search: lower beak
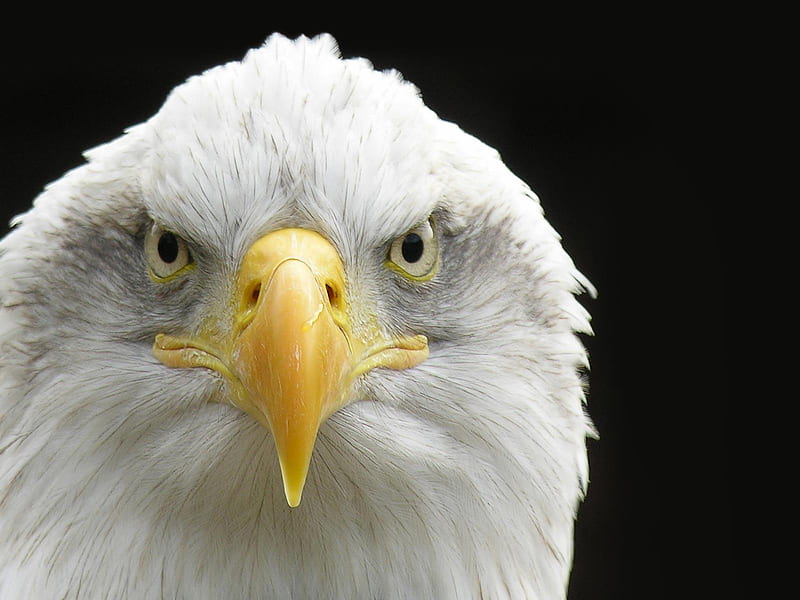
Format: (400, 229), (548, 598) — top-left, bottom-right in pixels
(153, 228), (428, 507)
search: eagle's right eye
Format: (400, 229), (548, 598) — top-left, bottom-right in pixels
(145, 222), (194, 281)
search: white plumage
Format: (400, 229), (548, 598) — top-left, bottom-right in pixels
(0, 34), (594, 598)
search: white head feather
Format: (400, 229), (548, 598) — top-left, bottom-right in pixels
(0, 34), (594, 598)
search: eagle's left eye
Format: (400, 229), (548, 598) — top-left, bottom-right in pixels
(386, 218), (438, 281)
(145, 222), (194, 281)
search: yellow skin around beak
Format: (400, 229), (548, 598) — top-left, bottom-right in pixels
(153, 229), (428, 507)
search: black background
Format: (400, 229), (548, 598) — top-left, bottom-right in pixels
(1, 13), (731, 599)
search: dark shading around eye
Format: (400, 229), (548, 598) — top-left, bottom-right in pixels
(157, 232), (179, 263)
(401, 233), (424, 263)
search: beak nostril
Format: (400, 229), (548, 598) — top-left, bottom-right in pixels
(325, 283), (338, 308)
(250, 283), (261, 306)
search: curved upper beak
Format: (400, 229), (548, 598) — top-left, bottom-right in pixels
(231, 229), (354, 507)
(153, 228), (428, 507)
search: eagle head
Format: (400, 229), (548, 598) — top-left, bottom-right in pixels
(0, 34), (594, 598)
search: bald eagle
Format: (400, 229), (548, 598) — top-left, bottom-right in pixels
(0, 34), (594, 598)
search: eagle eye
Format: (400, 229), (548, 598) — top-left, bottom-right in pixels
(145, 222), (194, 281)
(386, 218), (438, 281)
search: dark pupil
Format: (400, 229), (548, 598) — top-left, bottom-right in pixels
(157, 232), (180, 263)
(401, 233), (424, 263)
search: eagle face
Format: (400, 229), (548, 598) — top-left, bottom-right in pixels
(0, 34), (594, 599)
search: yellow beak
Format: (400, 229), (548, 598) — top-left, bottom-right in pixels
(153, 229), (428, 507)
